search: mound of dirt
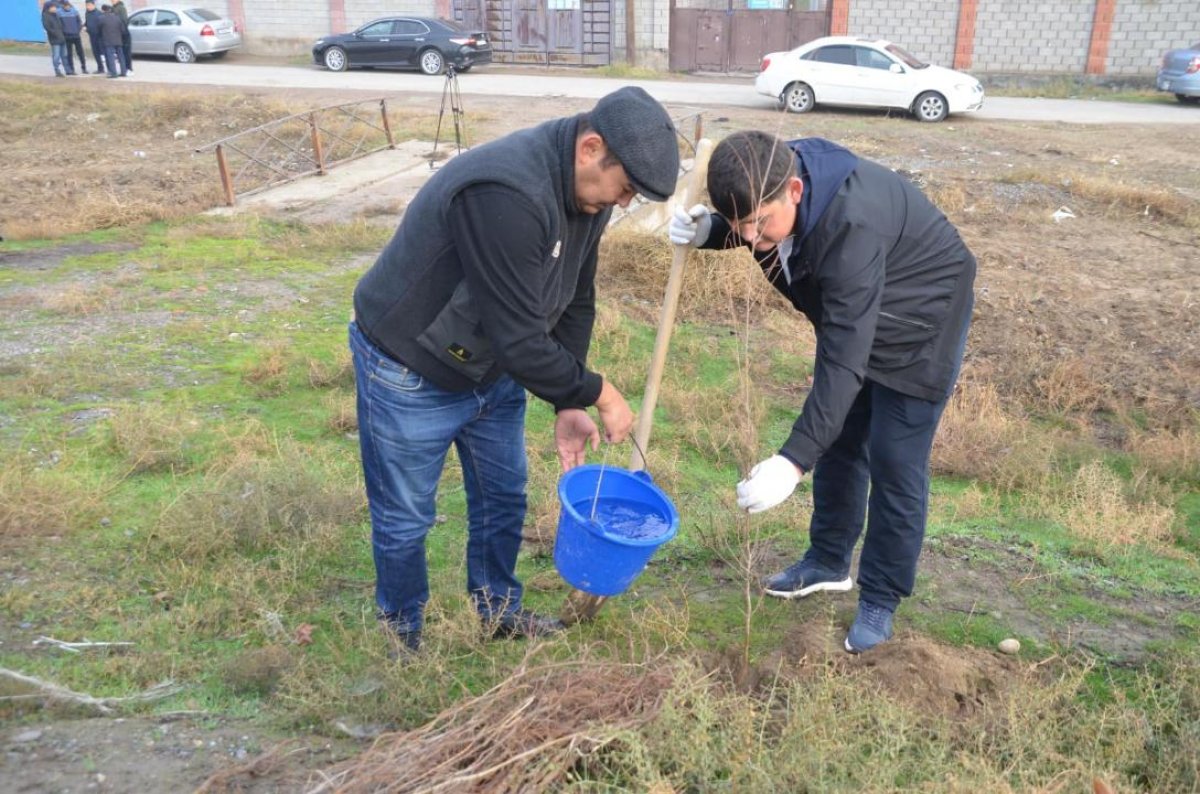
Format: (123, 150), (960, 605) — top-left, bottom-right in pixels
(779, 620), (1022, 719)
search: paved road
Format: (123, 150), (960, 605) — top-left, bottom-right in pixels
(4, 53), (1197, 124)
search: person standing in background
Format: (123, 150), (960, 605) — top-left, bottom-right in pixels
(59, 0), (86, 74)
(112, 0), (132, 73)
(84, 0), (108, 75)
(41, 1), (67, 78)
(97, 3), (126, 78)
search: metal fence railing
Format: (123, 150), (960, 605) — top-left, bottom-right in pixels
(195, 98), (400, 206)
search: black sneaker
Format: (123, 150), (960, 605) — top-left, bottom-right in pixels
(763, 557), (853, 599)
(487, 608), (565, 640)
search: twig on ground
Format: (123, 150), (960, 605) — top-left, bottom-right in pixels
(0, 667), (181, 715)
(32, 635), (135, 653)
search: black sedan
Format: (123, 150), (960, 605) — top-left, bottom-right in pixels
(313, 17), (492, 75)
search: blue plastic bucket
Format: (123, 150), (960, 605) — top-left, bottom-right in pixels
(554, 464), (679, 596)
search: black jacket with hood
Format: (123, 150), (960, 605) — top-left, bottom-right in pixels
(352, 114), (608, 411)
(703, 138), (976, 472)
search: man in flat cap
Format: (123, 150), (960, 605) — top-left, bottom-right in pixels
(350, 86), (680, 655)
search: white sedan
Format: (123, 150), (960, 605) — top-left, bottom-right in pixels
(755, 36), (984, 122)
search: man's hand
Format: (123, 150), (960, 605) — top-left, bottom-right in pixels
(554, 409), (600, 472)
(668, 204), (713, 247)
(593, 379), (634, 444)
(736, 455), (803, 513)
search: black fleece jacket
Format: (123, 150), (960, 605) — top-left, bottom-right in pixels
(703, 138), (976, 472)
(353, 115), (607, 411)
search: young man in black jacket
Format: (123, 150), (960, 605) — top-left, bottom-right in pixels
(669, 131), (976, 653)
(351, 87), (679, 654)
(84, 0), (107, 75)
(41, 1), (67, 77)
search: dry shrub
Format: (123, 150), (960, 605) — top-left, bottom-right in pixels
(310, 659), (676, 793)
(1127, 425), (1200, 483)
(1034, 358), (1112, 416)
(932, 379), (1057, 490)
(153, 443), (364, 559)
(597, 229), (784, 323)
(108, 403), (195, 474)
(307, 350), (354, 389)
(1043, 460), (1176, 549)
(1005, 167), (1197, 226)
(40, 283), (119, 316)
(0, 460), (102, 541)
(242, 340), (292, 395)
(324, 392), (358, 434)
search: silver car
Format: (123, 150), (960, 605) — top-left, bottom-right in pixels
(126, 6), (242, 63)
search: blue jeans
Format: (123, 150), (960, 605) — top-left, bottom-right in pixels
(104, 45), (125, 76)
(50, 43), (67, 75)
(349, 322), (528, 634)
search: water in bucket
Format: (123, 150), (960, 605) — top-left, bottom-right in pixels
(576, 498), (672, 540)
(554, 465), (679, 596)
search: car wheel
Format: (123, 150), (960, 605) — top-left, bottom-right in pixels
(781, 82), (815, 114)
(1175, 93), (1200, 105)
(913, 91), (948, 122)
(323, 46), (348, 72)
(174, 42), (195, 64)
(419, 49), (445, 76)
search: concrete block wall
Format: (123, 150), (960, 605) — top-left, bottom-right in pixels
(1107, 0), (1200, 76)
(846, 0), (958, 67)
(972, 0), (1093, 72)
(241, 0), (330, 41)
(612, 0), (670, 69)
(343, 0), (437, 29)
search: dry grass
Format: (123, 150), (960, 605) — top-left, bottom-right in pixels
(1127, 425), (1200, 483)
(0, 458), (104, 541)
(932, 378), (1058, 490)
(597, 229), (786, 324)
(151, 440), (364, 560)
(1039, 460), (1177, 550)
(1002, 167), (1198, 226)
(307, 350), (354, 389)
(324, 392), (358, 435)
(108, 403), (195, 474)
(39, 284), (120, 317)
(242, 340), (293, 395)
(309, 657), (676, 794)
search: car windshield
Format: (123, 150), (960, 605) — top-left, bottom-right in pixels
(885, 43), (929, 69)
(185, 8), (220, 21)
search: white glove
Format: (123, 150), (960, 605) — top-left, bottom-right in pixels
(736, 455), (802, 514)
(668, 204), (712, 247)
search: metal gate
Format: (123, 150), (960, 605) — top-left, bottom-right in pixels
(455, 0), (611, 66)
(669, 5), (828, 72)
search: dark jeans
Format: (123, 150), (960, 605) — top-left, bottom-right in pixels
(88, 33), (107, 73)
(120, 30), (132, 70)
(64, 35), (84, 72)
(804, 297), (972, 612)
(804, 381), (950, 612)
(349, 322), (529, 634)
(104, 44), (125, 76)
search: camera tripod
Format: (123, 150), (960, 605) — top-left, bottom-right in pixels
(430, 65), (468, 168)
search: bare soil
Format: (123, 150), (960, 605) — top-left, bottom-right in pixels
(2, 77), (1198, 791)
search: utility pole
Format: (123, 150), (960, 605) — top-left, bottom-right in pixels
(625, 0), (637, 66)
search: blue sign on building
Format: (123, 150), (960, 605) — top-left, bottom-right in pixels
(1, 0), (51, 43)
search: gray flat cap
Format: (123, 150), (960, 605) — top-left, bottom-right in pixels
(589, 87), (679, 202)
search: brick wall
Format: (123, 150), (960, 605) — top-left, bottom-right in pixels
(1107, 0), (1200, 76)
(845, 0), (958, 67)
